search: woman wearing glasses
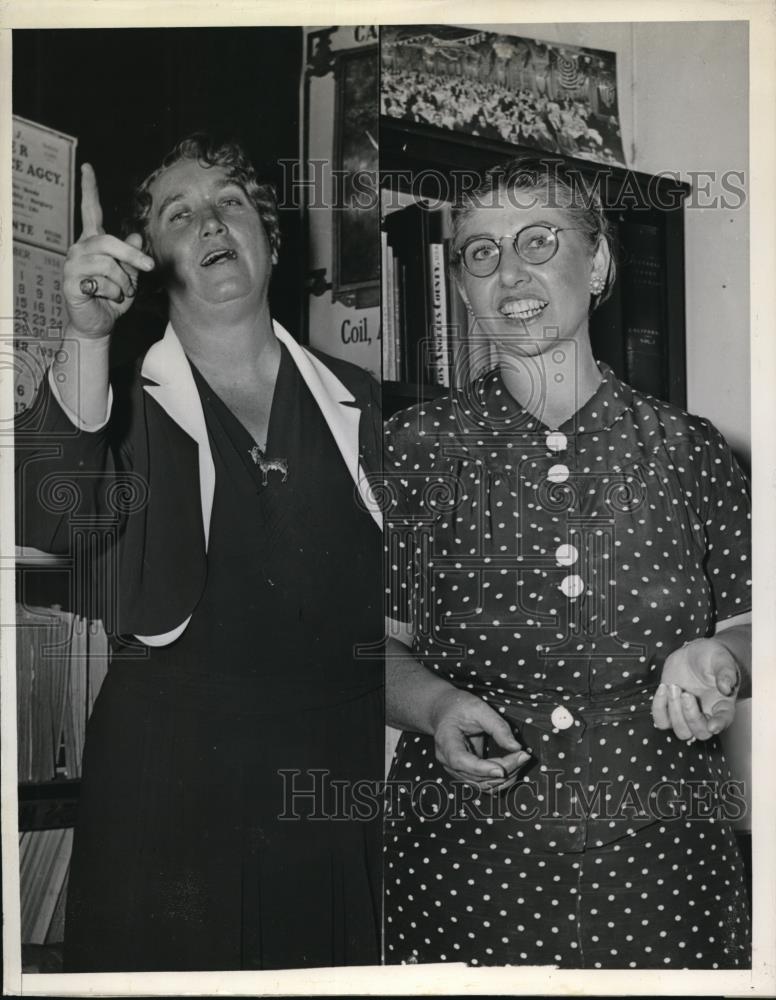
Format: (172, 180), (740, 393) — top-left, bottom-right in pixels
(383, 156), (751, 969)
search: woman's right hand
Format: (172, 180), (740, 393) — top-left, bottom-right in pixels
(428, 687), (531, 793)
(63, 163), (155, 340)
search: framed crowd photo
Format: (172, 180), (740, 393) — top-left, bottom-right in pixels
(331, 43), (380, 308)
(381, 24), (626, 167)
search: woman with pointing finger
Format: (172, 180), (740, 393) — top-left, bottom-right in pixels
(383, 156), (751, 969)
(16, 135), (384, 971)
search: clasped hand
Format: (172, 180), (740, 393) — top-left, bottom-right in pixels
(651, 636), (740, 741)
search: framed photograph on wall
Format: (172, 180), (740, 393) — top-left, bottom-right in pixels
(331, 44), (380, 308)
(382, 24), (626, 167)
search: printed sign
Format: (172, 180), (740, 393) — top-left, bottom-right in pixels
(12, 116), (77, 253)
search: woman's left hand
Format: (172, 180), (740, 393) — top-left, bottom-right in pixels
(651, 637), (741, 741)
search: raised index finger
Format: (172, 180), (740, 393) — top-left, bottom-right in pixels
(80, 163), (105, 237)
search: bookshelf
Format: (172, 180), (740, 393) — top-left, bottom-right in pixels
(380, 117), (690, 418)
(15, 555), (108, 960)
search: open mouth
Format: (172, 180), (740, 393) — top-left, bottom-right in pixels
(200, 248), (238, 267)
(499, 297), (549, 322)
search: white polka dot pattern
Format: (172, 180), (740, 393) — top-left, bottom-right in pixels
(383, 363), (751, 969)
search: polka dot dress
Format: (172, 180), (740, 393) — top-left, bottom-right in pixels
(383, 363), (751, 969)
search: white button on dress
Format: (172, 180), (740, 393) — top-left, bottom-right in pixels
(547, 464), (570, 483)
(555, 544), (579, 566)
(559, 574), (584, 598)
(550, 706), (574, 730)
(545, 431), (568, 452)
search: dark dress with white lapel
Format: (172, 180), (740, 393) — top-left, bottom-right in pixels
(17, 338), (383, 971)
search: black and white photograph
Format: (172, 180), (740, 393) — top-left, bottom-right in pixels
(381, 25), (626, 165)
(1, 3), (774, 997)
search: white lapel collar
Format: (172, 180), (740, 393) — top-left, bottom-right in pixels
(140, 321), (382, 548)
(274, 323), (382, 529)
(141, 323), (216, 549)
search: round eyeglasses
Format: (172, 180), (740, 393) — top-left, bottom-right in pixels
(453, 224), (582, 277)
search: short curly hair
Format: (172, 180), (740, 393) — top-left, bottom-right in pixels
(450, 155), (616, 309)
(128, 133), (281, 260)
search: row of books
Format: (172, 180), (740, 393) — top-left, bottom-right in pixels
(19, 827), (72, 945)
(16, 604), (109, 783)
(382, 202), (484, 387)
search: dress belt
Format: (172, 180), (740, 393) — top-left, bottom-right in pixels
(481, 686), (657, 734)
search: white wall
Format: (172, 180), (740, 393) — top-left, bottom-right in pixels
(632, 21), (749, 459)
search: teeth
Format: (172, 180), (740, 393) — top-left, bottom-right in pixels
(500, 299), (548, 320)
(202, 249), (236, 266)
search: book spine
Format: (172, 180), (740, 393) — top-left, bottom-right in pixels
(87, 620), (109, 716)
(380, 230), (394, 381)
(427, 242), (451, 387)
(392, 251), (403, 381)
(447, 266), (472, 388)
(621, 222), (665, 396)
(384, 204), (430, 384)
(390, 243), (398, 381)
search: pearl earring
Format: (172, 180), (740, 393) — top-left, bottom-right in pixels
(590, 275), (605, 295)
